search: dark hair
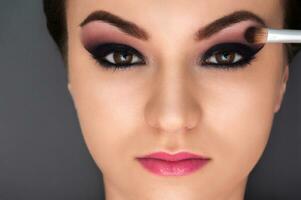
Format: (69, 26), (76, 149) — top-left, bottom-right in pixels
(283, 0), (301, 61)
(43, 0), (66, 57)
(43, 0), (301, 65)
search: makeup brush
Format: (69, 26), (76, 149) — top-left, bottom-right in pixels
(245, 27), (301, 44)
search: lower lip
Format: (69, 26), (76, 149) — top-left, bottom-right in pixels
(137, 158), (209, 176)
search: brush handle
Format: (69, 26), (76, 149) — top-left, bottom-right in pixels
(267, 29), (301, 43)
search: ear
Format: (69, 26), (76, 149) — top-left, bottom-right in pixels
(67, 82), (73, 98)
(274, 64), (289, 113)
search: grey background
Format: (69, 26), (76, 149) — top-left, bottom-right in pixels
(0, 1), (300, 199)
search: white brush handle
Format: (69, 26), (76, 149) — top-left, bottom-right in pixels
(267, 29), (301, 43)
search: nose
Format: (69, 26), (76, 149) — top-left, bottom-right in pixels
(144, 65), (202, 134)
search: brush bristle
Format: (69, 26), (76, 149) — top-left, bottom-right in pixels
(244, 27), (267, 44)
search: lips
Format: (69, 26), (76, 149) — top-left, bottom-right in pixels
(136, 152), (210, 176)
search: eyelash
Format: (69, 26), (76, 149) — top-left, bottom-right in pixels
(201, 42), (263, 70)
(87, 42), (261, 71)
(88, 43), (146, 72)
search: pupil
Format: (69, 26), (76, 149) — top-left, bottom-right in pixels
(222, 52), (229, 60)
(121, 53), (128, 60)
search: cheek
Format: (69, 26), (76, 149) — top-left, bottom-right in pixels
(67, 35), (142, 171)
(201, 44), (284, 177)
(69, 84), (142, 173)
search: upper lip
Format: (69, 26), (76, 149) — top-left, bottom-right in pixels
(136, 151), (210, 161)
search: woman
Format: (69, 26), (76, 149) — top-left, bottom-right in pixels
(43, 1), (300, 199)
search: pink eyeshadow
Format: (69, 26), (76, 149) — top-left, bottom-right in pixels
(80, 21), (143, 50)
(193, 20), (266, 55)
(205, 20), (264, 44)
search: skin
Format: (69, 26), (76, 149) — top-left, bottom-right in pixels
(66, 0), (289, 199)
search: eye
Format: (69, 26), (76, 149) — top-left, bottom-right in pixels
(205, 51), (243, 65)
(87, 43), (146, 71)
(201, 43), (263, 69)
(105, 51), (141, 65)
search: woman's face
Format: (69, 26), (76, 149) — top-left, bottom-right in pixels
(66, 0), (289, 199)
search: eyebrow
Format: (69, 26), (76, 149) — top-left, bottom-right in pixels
(80, 10), (149, 40)
(195, 10), (266, 40)
(80, 10), (266, 41)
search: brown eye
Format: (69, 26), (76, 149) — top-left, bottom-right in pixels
(215, 51), (235, 64)
(87, 43), (147, 70)
(105, 50), (141, 65)
(113, 51), (133, 64)
(204, 51), (243, 65)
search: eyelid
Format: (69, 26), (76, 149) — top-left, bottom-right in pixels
(87, 42), (147, 65)
(198, 42), (264, 69)
(202, 42), (259, 60)
(88, 43), (144, 58)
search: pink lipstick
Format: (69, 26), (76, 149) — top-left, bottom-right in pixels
(136, 152), (210, 176)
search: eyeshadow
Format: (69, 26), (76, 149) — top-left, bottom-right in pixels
(80, 19), (266, 71)
(199, 42), (265, 69)
(80, 21), (145, 53)
(202, 42), (264, 59)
